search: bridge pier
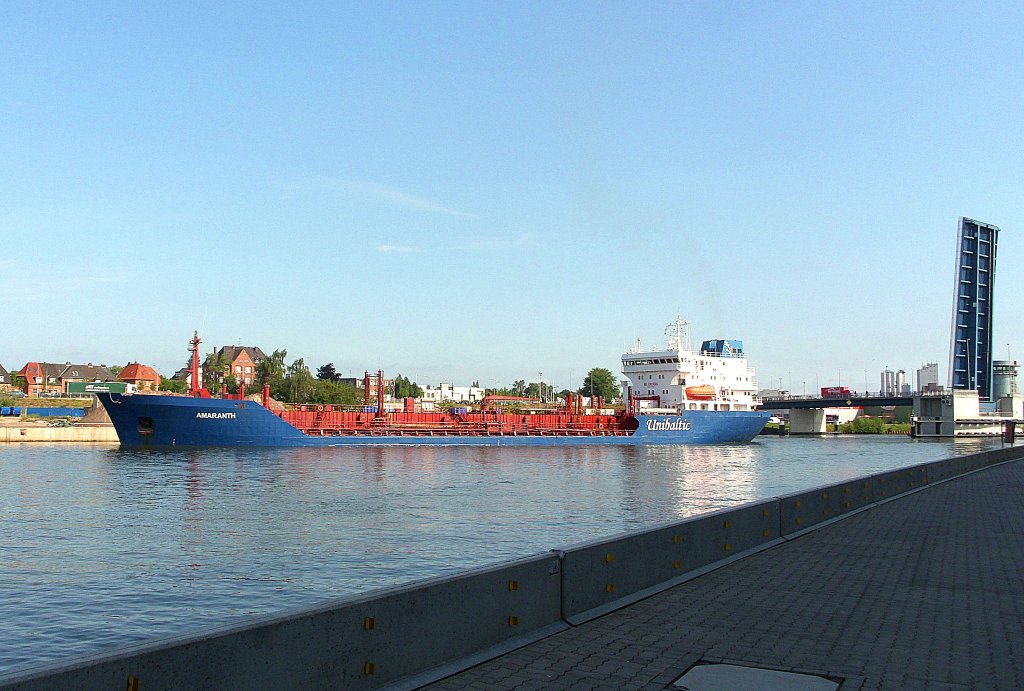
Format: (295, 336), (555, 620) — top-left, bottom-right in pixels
(789, 408), (833, 434)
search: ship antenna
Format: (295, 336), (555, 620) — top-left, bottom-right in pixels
(665, 314), (691, 351)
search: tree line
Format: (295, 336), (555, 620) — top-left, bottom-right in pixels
(187, 349), (621, 406)
(484, 367), (620, 402)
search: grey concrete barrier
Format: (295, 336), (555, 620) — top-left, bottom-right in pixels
(979, 445), (1024, 467)
(870, 468), (903, 501)
(0, 552), (565, 691)
(560, 499), (780, 624)
(779, 478), (867, 535)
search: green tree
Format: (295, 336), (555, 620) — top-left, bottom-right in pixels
(159, 377), (188, 394)
(286, 358), (315, 403)
(839, 417), (886, 434)
(311, 379), (361, 405)
(392, 374), (423, 399)
(316, 362), (340, 382)
(256, 349), (288, 398)
(109, 365), (123, 377)
(202, 350), (230, 389)
(579, 367), (619, 400)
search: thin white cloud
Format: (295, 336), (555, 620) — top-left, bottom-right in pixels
(376, 244), (421, 254)
(294, 177), (474, 218)
(461, 232), (536, 251)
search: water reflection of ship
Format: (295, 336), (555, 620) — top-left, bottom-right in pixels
(346, 445), (628, 474)
(618, 445), (762, 524)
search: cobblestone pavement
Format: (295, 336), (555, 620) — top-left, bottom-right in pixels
(424, 460), (1024, 690)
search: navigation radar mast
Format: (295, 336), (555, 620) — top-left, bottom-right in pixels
(665, 315), (692, 352)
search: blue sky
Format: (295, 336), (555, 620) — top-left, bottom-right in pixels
(2, 2), (1022, 392)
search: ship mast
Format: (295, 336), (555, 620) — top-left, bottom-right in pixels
(188, 331), (202, 397)
(665, 315), (691, 352)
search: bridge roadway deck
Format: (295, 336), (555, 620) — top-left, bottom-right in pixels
(424, 458), (1024, 690)
(759, 395), (914, 409)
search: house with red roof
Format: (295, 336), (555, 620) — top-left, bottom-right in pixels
(18, 362), (66, 396)
(202, 345), (267, 389)
(118, 362), (162, 391)
(60, 364), (116, 393)
(17, 362), (115, 396)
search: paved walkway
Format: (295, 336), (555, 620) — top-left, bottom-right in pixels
(425, 459), (1024, 690)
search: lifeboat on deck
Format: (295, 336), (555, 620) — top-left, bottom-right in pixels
(685, 385), (716, 400)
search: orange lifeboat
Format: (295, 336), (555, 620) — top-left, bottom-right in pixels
(685, 385), (716, 400)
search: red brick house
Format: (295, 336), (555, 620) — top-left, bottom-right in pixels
(18, 362), (66, 396)
(118, 362), (162, 391)
(202, 345), (267, 388)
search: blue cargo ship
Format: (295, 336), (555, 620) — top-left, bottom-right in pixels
(97, 324), (769, 447)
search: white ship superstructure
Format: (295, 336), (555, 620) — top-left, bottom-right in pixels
(621, 317), (760, 413)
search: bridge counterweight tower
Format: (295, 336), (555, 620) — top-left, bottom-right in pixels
(948, 217), (999, 401)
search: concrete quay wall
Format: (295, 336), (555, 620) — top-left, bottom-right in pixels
(2, 444), (1022, 691)
(0, 425), (118, 443)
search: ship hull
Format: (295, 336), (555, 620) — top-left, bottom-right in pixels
(97, 393), (768, 447)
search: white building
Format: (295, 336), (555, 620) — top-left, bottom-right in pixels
(420, 383), (486, 404)
(917, 362), (939, 391)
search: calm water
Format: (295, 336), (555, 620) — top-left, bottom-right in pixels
(0, 436), (1005, 673)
